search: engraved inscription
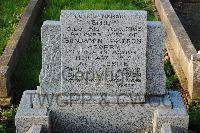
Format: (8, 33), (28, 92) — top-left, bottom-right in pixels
(61, 11), (147, 95)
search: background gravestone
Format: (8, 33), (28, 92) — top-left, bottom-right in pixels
(61, 11), (147, 101)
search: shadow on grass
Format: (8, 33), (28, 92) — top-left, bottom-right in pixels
(12, 20), (42, 105)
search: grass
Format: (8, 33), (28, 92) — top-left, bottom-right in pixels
(0, 106), (17, 132)
(43, 0), (157, 21)
(164, 60), (180, 89)
(0, 0), (29, 55)
(188, 102), (200, 132)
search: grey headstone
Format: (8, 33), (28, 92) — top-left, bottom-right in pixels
(146, 22), (166, 95)
(38, 21), (166, 96)
(60, 10), (147, 101)
(40, 21), (61, 94)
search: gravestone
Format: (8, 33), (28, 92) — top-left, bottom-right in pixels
(61, 11), (147, 102)
(15, 10), (189, 133)
(40, 21), (61, 94)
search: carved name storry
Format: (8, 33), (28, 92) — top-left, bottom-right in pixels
(61, 10), (147, 98)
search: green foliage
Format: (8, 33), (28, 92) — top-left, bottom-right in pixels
(0, 106), (17, 132)
(166, 74), (179, 89)
(164, 60), (175, 77)
(0, 107), (17, 121)
(0, 0), (29, 55)
(188, 102), (200, 132)
(42, 0), (157, 21)
(188, 102), (200, 112)
(0, 124), (6, 132)
(164, 60), (179, 89)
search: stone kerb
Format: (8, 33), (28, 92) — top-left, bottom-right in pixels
(154, 0), (200, 100)
(189, 51), (200, 100)
(0, 0), (44, 106)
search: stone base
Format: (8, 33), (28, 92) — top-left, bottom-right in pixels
(26, 125), (43, 133)
(15, 90), (50, 133)
(15, 91), (188, 133)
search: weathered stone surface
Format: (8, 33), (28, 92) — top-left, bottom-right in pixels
(38, 21), (166, 96)
(161, 123), (172, 133)
(188, 54), (200, 100)
(0, 66), (11, 97)
(146, 22), (166, 95)
(153, 91), (189, 133)
(16, 90), (188, 133)
(28, 91), (185, 133)
(60, 10), (147, 100)
(15, 90), (49, 133)
(32, 91), (171, 133)
(27, 125), (43, 133)
(33, 89), (171, 108)
(49, 104), (161, 133)
(39, 21), (61, 94)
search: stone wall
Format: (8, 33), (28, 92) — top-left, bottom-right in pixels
(154, 0), (200, 101)
(0, 0), (44, 106)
